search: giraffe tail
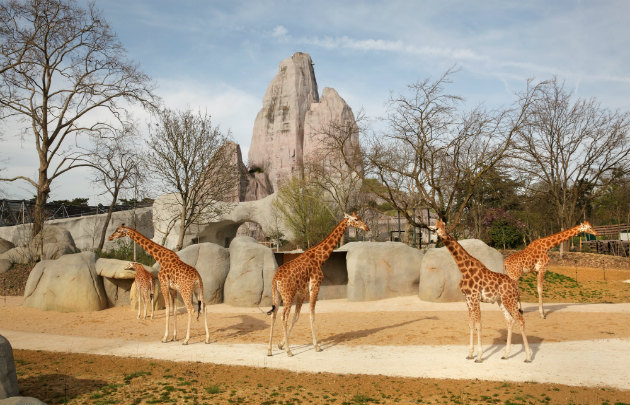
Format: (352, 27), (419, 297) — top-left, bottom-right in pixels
(196, 276), (204, 321)
(266, 279), (278, 316)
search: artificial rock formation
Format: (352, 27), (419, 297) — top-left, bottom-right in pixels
(248, 52), (319, 191)
(248, 52), (358, 193)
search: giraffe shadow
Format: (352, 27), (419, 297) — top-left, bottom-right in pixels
(213, 315), (269, 338)
(320, 317), (435, 350)
(483, 330), (544, 361)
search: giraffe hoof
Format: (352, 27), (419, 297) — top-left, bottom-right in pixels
(267, 350), (272, 356)
(524, 358), (532, 363)
(286, 351), (294, 357)
(474, 359), (483, 363)
(182, 341), (188, 345)
(278, 343), (284, 350)
(501, 356), (508, 360)
(466, 355), (474, 360)
(315, 346), (322, 352)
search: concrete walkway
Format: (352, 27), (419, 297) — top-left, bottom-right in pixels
(3, 329), (629, 390)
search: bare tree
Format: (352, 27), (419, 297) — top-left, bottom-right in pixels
(81, 125), (145, 251)
(0, 0), (156, 237)
(330, 68), (542, 233)
(146, 108), (238, 250)
(272, 176), (336, 249)
(513, 77), (630, 235)
(303, 113), (364, 244)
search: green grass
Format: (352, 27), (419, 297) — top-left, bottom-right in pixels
(95, 239), (155, 266)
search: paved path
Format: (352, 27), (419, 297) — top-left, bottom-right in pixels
(3, 329), (629, 390)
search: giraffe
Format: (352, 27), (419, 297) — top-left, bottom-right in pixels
(266, 212), (369, 357)
(125, 262), (156, 320)
(434, 219), (532, 363)
(109, 224), (209, 344)
(504, 221), (598, 319)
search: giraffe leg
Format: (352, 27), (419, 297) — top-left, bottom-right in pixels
(202, 300), (209, 344)
(287, 295), (303, 338)
(171, 291), (178, 342)
(267, 303), (279, 356)
(182, 291), (194, 345)
(309, 283), (322, 352)
(515, 309), (532, 362)
(143, 289), (149, 320)
(536, 269), (547, 319)
(499, 302), (514, 360)
(465, 298), (475, 360)
(469, 300), (483, 363)
(136, 283), (142, 320)
(161, 283), (171, 343)
(280, 292), (295, 356)
(150, 285), (155, 320)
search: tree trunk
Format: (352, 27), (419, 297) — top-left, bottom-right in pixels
(176, 207), (187, 251)
(97, 188), (120, 251)
(32, 170), (50, 239)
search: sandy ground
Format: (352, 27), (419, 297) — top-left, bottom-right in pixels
(1, 295), (629, 390)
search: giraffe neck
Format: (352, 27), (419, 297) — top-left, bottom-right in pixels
(538, 225), (583, 250)
(440, 233), (471, 275)
(307, 218), (349, 264)
(126, 228), (170, 264)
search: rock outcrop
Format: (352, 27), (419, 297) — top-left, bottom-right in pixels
(248, 52), (319, 191)
(24, 252), (108, 312)
(0, 335), (18, 399)
(341, 242), (423, 301)
(418, 239), (504, 302)
(247, 53), (359, 194)
(303, 87), (360, 165)
(224, 236), (277, 306)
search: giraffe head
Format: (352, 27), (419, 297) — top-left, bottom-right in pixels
(124, 261), (139, 271)
(578, 221), (598, 236)
(434, 219), (447, 239)
(108, 224), (130, 241)
(344, 212), (370, 232)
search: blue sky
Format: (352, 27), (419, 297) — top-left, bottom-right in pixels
(2, 0), (629, 204)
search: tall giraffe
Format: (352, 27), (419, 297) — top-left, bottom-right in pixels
(504, 221), (598, 319)
(125, 262), (156, 320)
(267, 213), (369, 357)
(435, 219), (532, 363)
(109, 224), (209, 344)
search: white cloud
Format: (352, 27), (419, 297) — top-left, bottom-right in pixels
(271, 25), (288, 38)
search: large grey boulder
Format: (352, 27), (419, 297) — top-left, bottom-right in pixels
(0, 335), (18, 399)
(419, 239), (504, 302)
(341, 242), (423, 301)
(95, 258), (137, 307)
(153, 243), (229, 304)
(24, 252), (107, 312)
(0, 397), (47, 404)
(0, 239), (14, 255)
(0, 225), (77, 264)
(224, 236), (278, 306)
(0, 260), (10, 276)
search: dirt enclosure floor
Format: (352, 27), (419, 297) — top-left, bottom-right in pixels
(1, 262), (630, 404)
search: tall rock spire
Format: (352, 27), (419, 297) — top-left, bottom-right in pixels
(248, 52), (319, 191)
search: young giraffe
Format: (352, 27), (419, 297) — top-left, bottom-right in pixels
(125, 262), (156, 320)
(109, 224), (209, 344)
(435, 219), (532, 363)
(267, 213), (369, 357)
(504, 221), (598, 319)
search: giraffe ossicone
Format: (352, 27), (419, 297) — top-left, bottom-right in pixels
(504, 221), (598, 319)
(435, 219), (532, 363)
(266, 212), (369, 357)
(109, 224), (209, 344)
